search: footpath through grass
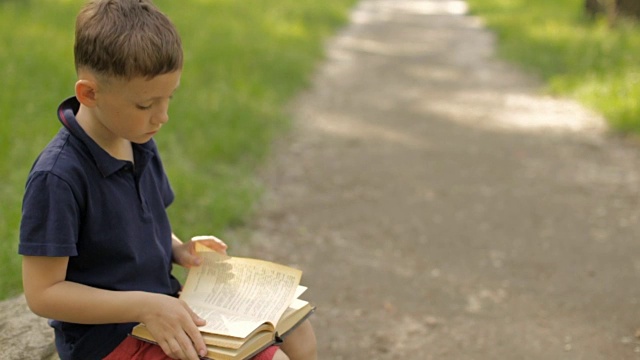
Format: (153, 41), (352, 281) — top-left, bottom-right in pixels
(0, 0), (356, 300)
(466, 0), (640, 132)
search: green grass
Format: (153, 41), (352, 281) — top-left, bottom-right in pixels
(466, 0), (640, 132)
(0, 0), (356, 300)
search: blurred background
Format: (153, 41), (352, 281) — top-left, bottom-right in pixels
(0, 0), (357, 299)
(1, 0), (639, 304)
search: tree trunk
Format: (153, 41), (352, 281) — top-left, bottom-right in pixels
(585, 0), (639, 24)
(606, 0), (618, 25)
(585, 0), (604, 19)
(617, 0), (640, 19)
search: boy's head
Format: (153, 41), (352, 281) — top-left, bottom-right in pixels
(75, 0), (183, 80)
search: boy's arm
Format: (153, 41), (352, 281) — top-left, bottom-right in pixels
(22, 255), (208, 360)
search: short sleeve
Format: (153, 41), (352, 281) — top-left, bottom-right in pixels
(19, 172), (81, 257)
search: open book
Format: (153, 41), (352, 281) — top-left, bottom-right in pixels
(130, 244), (315, 360)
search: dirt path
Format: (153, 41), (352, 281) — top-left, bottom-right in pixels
(231, 0), (640, 358)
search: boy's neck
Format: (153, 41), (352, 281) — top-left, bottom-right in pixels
(75, 105), (134, 163)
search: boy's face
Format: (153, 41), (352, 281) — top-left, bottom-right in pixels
(93, 71), (181, 144)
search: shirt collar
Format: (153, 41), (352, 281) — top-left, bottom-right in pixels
(57, 96), (155, 178)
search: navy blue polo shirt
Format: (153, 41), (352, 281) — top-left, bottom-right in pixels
(19, 97), (181, 360)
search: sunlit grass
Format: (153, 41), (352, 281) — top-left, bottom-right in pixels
(466, 0), (640, 132)
(0, 0), (356, 299)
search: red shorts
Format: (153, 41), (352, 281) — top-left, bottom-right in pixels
(103, 336), (279, 360)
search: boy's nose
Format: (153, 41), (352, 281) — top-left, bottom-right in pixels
(154, 111), (169, 125)
(152, 102), (170, 125)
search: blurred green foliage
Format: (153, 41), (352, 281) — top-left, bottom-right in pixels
(466, 0), (640, 132)
(0, 0), (356, 299)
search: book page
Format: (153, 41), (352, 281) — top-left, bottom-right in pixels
(294, 285), (307, 299)
(181, 250), (302, 338)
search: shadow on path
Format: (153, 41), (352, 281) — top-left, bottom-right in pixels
(233, 1), (640, 358)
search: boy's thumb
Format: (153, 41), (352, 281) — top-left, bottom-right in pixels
(185, 303), (206, 326)
(193, 313), (206, 326)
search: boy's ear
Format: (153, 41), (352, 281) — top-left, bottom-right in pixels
(75, 79), (98, 107)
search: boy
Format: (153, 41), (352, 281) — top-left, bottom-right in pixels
(19, 1), (317, 359)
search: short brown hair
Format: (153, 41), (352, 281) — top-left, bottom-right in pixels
(74, 0), (183, 79)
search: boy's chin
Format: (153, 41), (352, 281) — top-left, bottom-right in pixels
(131, 135), (155, 144)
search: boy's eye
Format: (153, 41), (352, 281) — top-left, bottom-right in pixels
(135, 96), (174, 111)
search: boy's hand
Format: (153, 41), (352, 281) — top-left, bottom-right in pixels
(173, 235), (228, 268)
(141, 293), (207, 360)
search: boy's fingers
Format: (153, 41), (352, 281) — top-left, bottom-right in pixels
(184, 320), (207, 358)
(185, 302), (206, 326)
(186, 326), (207, 358)
(159, 338), (182, 360)
(190, 235), (228, 255)
(183, 303), (207, 357)
(187, 239), (197, 254)
(177, 331), (202, 360)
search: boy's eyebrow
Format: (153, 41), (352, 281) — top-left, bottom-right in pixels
(140, 84), (180, 102)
